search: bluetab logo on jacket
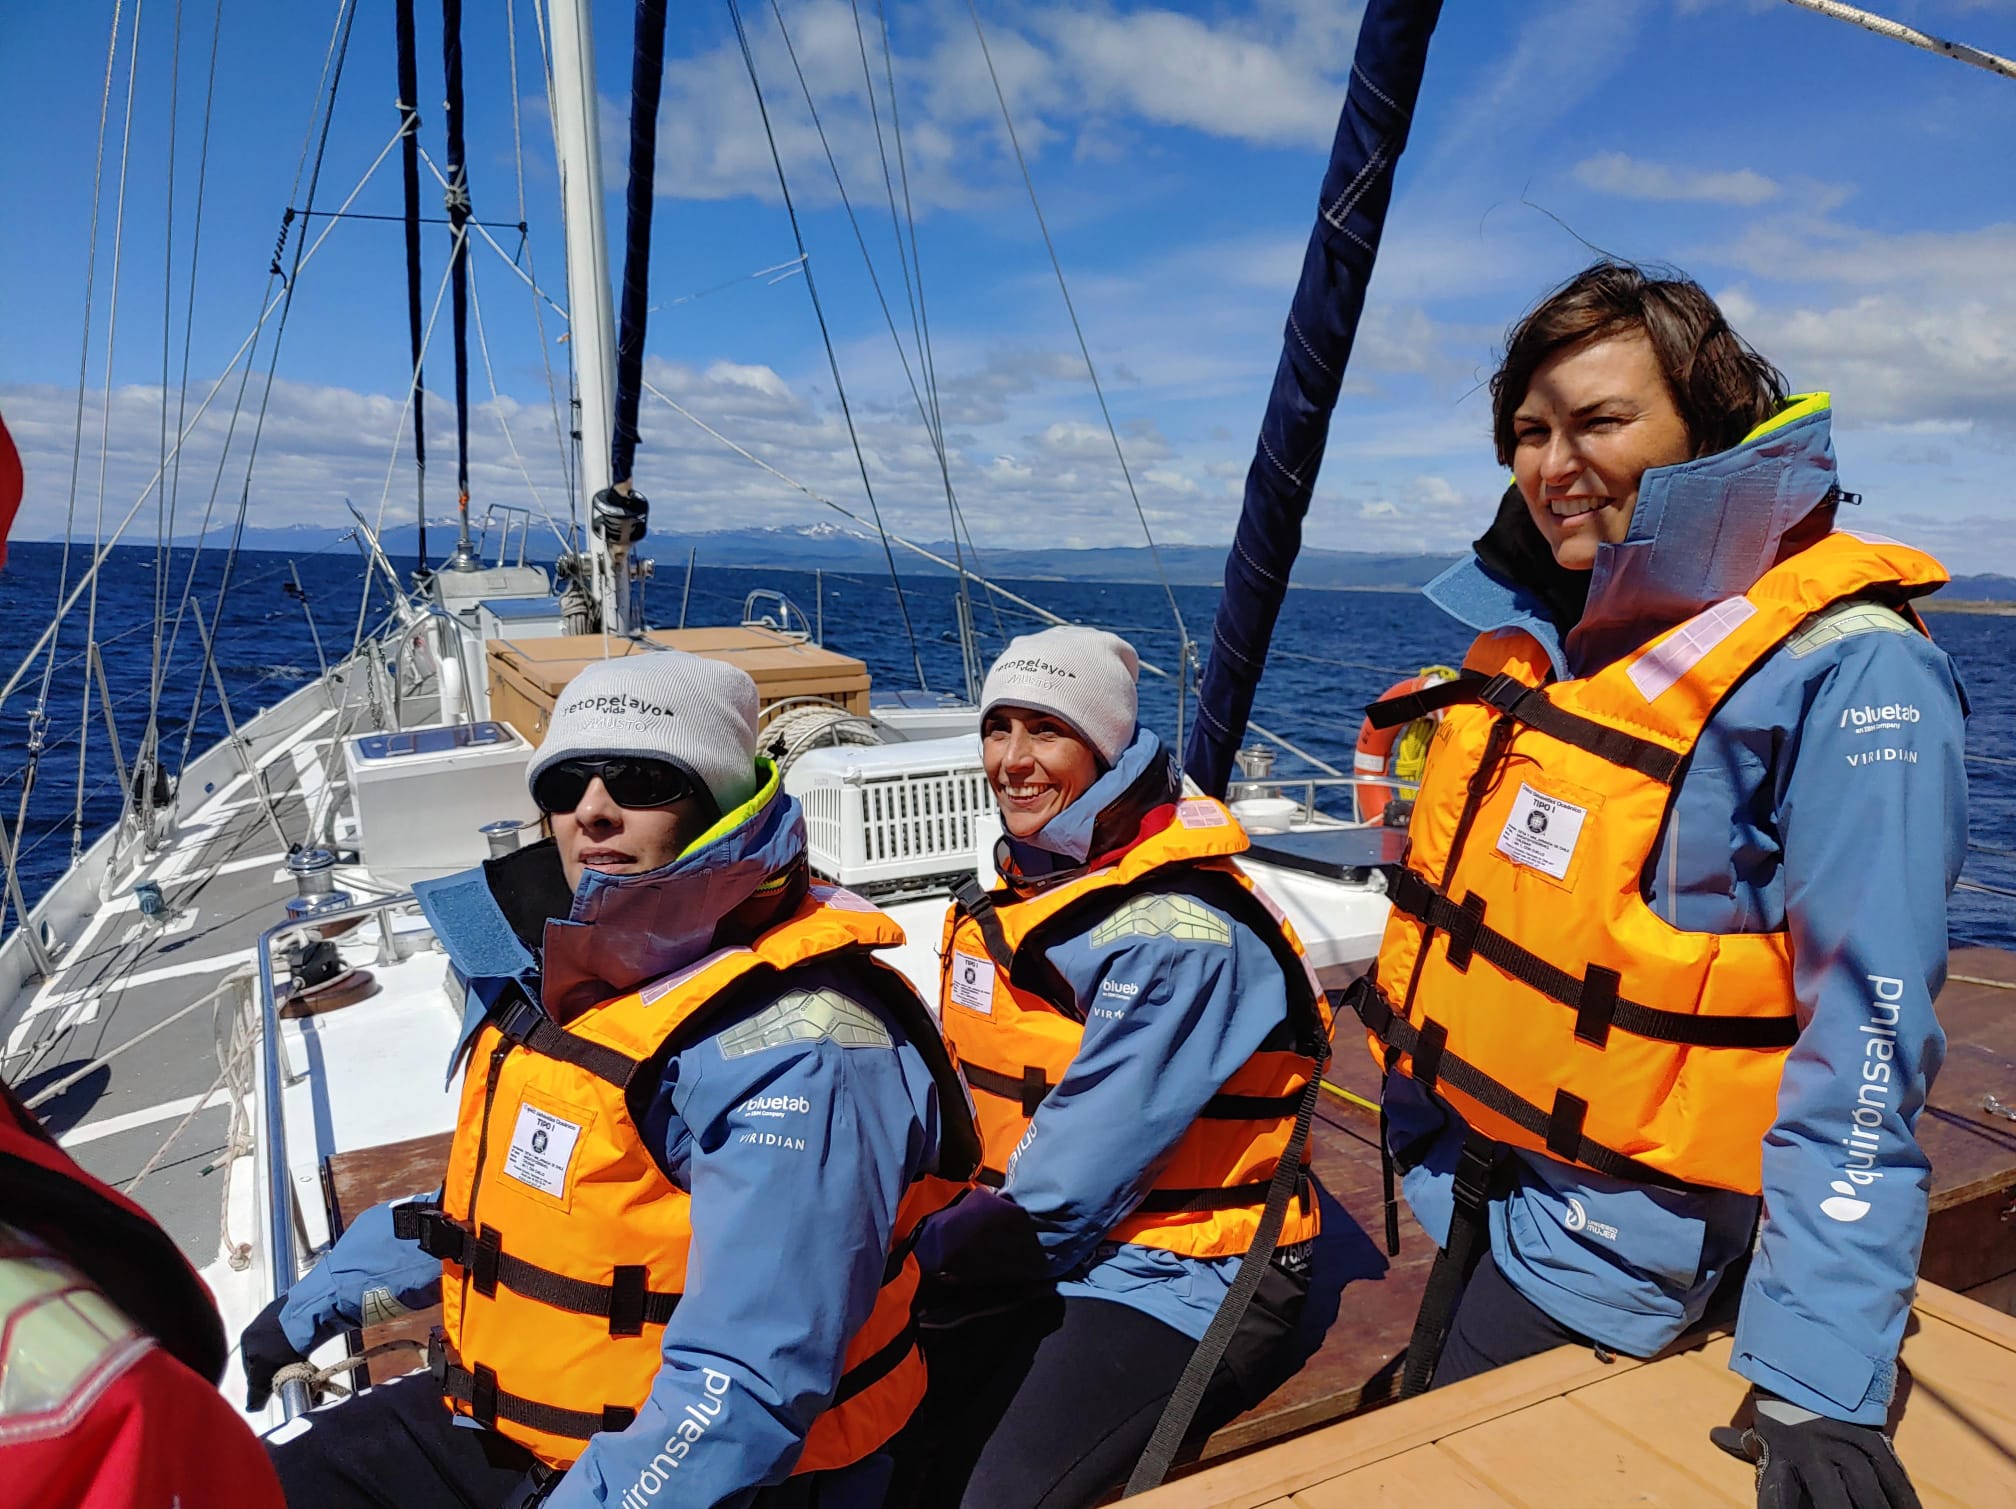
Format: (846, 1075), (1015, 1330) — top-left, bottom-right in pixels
(1821, 974), (1905, 1224)
(1839, 703), (1920, 733)
(738, 1093), (810, 1119)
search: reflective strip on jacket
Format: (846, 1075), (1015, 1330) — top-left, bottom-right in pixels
(428, 884), (972, 1471)
(1359, 531), (1949, 1195)
(940, 795), (1331, 1259)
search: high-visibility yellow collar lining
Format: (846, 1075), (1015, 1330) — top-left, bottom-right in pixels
(677, 757), (780, 859)
(1740, 391), (1830, 445)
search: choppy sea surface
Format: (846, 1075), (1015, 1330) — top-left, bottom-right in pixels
(0, 538), (2009, 949)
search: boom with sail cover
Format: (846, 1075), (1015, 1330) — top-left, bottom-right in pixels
(1183, 0), (1444, 797)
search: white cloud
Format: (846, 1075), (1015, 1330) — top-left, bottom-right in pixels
(637, 0), (1363, 211)
(1573, 151), (1781, 206)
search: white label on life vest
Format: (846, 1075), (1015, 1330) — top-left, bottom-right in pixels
(1496, 784), (1587, 881)
(1626, 596), (1757, 703)
(950, 951), (995, 1014)
(1175, 798), (1228, 829)
(502, 1103), (582, 1198)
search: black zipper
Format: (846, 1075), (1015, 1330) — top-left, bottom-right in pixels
(458, 1037), (513, 1313)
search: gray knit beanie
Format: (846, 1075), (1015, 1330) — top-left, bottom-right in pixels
(980, 626), (1139, 766)
(527, 650), (762, 816)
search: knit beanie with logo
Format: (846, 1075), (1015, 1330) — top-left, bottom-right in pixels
(527, 649), (762, 816)
(980, 626), (1140, 766)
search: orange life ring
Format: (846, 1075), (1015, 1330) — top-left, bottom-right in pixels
(1354, 668), (1456, 823)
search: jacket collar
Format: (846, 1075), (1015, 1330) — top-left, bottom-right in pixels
(418, 758), (810, 1022)
(1568, 393), (1840, 674)
(1426, 394), (1842, 678)
(998, 726), (1179, 884)
(540, 759), (807, 1020)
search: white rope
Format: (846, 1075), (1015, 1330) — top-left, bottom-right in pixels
(1779, 0), (2016, 80)
(19, 971), (246, 1106)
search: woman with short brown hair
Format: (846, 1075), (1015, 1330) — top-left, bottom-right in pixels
(1353, 261), (1964, 1509)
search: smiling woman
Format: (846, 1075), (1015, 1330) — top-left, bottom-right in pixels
(1349, 259), (1971, 1509)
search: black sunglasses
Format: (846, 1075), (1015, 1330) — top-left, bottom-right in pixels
(532, 757), (696, 814)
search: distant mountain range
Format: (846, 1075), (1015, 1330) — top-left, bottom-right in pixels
(149, 518), (1467, 591)
(104, 519), (2016, 599)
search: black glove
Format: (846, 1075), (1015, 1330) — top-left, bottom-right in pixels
(1716, 1394), (1921, 1509)
(240, 1296), (306, 1411)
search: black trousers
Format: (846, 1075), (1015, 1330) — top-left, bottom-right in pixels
(1427, 1249), (1588, 1390)
(265, 1372), (882, 1509)
(894, 1260), (1312, 1509)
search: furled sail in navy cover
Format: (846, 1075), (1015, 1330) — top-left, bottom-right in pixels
(1184, 0), (1444, 796)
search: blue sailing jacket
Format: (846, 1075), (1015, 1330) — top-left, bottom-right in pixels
(919, 728), (1320, 1341)
(1386, 399), (1968, 1425)
(273, 780), (951, 1509)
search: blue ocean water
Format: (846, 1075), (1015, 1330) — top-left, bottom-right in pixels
(1, 538), (2010, 948)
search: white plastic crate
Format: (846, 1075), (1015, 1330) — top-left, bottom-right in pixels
(785, 735), (993, 889)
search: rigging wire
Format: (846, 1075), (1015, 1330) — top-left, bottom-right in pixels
(143, 0), (226, 772)
(504, 0), (575, 541)
(148, 0), (186, 788)
(866, 0), (1009, 655)
(468, 259), (573, 554)
(76, 0), (156, 865)
(963, 0), (1189, 659)
(181, 0), (361, 800)
(724, 0), (929, 691)
(24, 0), (131, 867)
(0, 118), (412, 727)
(765, 0), (983, 691)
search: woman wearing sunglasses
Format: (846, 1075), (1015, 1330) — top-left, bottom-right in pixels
(902, 627), (1335, 1509)
(247, 650), (976, 1509)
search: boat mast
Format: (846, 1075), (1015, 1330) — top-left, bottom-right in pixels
(545, 0), (630, 631)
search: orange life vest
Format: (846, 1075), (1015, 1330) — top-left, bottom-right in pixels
(399, 883), (976, 1471)
(1350, 532), (1947, 1195)
(939, 796), (1332, 1259)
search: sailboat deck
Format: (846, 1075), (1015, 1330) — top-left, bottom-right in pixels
(1137, 1283), (2016, 1508)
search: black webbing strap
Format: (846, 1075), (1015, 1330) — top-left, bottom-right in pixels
(832, 1319), (919, 1408)
(962, 1059), (1300, 1124)
(1133, 1171), (1310, 1216)
(1476, 672), (1685, 783)
(1398, 1132), (1500, 1398)
(1384, 870), (1796, 1051)
(952, 878), (1016, 972)
(395, 1203), (682, 1334)
(957, 1060), (1051, 1116)
(1123, 1040), (1331, 1497)
(491, 994), (644, 1091)
(1363, 674), (1485, 731)
(430, 1332), (638, 1440)
(1342, 977), (1701, 1194)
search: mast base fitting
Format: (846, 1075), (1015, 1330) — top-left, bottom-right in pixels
(592, 487), (649, 548)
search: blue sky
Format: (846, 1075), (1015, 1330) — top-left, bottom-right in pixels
(3, 0), (2014, 570)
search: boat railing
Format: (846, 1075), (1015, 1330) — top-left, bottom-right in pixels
(1235, 774), (1419, 824)
(255, 892), (420, 1420)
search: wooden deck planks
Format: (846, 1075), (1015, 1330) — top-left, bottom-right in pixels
(1138, 1285), (2016, 1508)
(1440, 1394), (1751, 1508)
(1289, 1442), (1515, 1507)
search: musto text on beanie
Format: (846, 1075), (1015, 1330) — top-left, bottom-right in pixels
(527, 649), (761, 816)
(981, 626), (1140, 767)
